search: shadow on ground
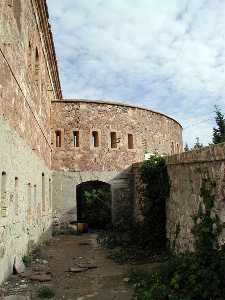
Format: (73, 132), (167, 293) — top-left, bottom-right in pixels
(0, 234), (135, 300)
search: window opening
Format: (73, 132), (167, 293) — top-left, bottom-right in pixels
(92, 131), (99, 147)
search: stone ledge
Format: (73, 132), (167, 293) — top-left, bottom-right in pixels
(166, 143), (225, 165)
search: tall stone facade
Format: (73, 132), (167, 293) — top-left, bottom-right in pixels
(51, 99), (183, 224)
(0, 0), (61, 283)
(0, 0), (185, 284)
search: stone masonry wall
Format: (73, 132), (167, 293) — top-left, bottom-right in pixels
(51, 100), (183, 172)
(0, 0), (62, 283)
(166, 143), (225, 252)
(0, 118), (52, 283)
(0, 0), (62, 167)
(131, 143), (225, 252)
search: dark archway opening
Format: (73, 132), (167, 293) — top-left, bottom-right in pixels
(76, 181), (112, 229)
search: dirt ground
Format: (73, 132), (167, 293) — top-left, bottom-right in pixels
(0, 234), (134, 300)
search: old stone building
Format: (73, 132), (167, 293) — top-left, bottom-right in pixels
(0, 0), (183, 283)
(0, 0), (61, 283)
(51, 100), (182, 224)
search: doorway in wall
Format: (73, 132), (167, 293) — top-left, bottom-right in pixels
(76, 181), (112, 229)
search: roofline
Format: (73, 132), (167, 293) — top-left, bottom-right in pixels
(52, 98), (183, 129)
(34, 0), (63, 99)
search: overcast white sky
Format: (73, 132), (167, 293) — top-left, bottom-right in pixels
(47, 0), (225, 146)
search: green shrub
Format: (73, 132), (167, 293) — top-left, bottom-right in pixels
(22, 255), (32, 267)
(38, 286), (55, 299)
(83, 187), (111, 229)
(130, 177), (225, 300)
(98, 155), (170, 262)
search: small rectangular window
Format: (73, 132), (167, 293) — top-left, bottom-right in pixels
(73, 131), (79, 147)
(49, 179), (52, 210)
(34, 185), (37, 203)
(27, 183), (31, 203)
(128, 134), (134, 149)
(42, 173), (45, 212)
(92, 131), (99, 147)
(171, 142), (174, 154)
(55, 131), (61, 147)
(111, 132), (117, 148)
(15, 177), (19, 215)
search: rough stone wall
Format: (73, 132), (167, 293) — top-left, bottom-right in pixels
(129, 144), (225, 252)
(0, 0), (62, 167)
(51, 100), (183, 171)
(132, 163), (146, 222)
(0, 0), (62, 283)
(0, 119), (52, 283)
(166, 143), (225, 252)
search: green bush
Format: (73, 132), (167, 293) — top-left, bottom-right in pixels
(130, 177), (225, 300)
(139, 155), (170, 252)
(22, 255), (32, 267)
(38, 286), (55, 299)
(82, 187), (111, 229)
(98, 155), (170, 262)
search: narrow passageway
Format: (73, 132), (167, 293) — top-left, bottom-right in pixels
(1, 234), (133, 300)
(48, 234), (133, 299)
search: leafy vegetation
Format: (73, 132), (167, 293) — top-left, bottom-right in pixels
(184, 143), (190, 152)
(98, 155), (170, 263)
(213, 105), (225, 144)
(22, 255), (32, 267)
(83, 186), (111, 229)
(37, 286), (55, 299)
(130, 177), (225, 300)
(77, 181), (111, 229)
(192, 137), (204, 150)
(139, 155), (170, 252)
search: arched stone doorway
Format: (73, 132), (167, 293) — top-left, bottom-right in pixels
(76, 180), (112, 229)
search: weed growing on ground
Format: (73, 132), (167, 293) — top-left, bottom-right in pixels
(129, 177), (225, 300)
(98, 155), (170, 263)
(37, 286), (55, 299)
(22, 255), (32, 267)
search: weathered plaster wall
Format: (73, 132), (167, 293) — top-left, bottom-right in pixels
(51, 100), (183, 172)
(0, 0), (62, 167)
(0, 0), (62, 283)
(52, 170), (123, 224)
(0, 118), (52, 283)
(166, 143), (225, 252)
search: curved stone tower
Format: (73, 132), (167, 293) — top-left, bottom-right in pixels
(51, 99), (183, 224)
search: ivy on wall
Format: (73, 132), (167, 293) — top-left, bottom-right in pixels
(98, 155), (170, 262)
(139, 155), (170, 252)
(130, 177), (225, 300)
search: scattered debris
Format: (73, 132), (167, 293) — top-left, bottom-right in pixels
(13, 258), (26, 275)
(2, 296), (31, 300)
(78, 241), (91, 246)
(76, 263), (98, 270)
(0, 234), (133, 299)
(42, 260), (48, 265)
(29, 273), (52, 282)
(67, 267), (88, 273)
(32, 264), (50, 273)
